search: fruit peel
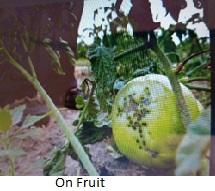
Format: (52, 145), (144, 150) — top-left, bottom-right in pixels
(111, 74), (202, 169)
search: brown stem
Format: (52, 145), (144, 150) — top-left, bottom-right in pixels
(175, 50), (210, 74)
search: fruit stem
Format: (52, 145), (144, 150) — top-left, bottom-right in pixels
(149, 32), (192, 128)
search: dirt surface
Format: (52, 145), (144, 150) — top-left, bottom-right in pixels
(0, 107), (152, 176)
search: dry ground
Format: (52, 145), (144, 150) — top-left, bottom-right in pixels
(0, 108), (153, 176)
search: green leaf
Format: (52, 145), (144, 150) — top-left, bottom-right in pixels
(87, 44), (116, 111)
(164, 39), (176, 53)
(175, 107), (211, 176)
(75, 95), (85, 110)
(43, 38), (65, 75)
(16, 129), (42, 139)
(0, 149), (25, 157)
(72, 119), (79, 126)
(30, 159), (46, 170)
(75, 121), (111, 145)
(9, 104), (26, 125)
(21, 110), (56, 128)
(0, 108), (12, 133)
(58, 37), (76, 66)
(43, 147), (66, 176)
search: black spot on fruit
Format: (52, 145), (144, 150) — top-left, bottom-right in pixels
(140, 109), (150, 117)
(134, 122), (140, 127)
(132, 126), (137, 130)
(144, 87), (150, 95)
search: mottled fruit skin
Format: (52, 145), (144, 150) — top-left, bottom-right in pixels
(111, 74), (202, 169)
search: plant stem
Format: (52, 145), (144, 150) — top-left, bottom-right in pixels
(0, 40), (98, 176)
(175, 49), (210, 74)
(149, 33), (192, 128)
(8, 155), (15, 176)
(114, 42), (149, 61)
(185, 84), (211, 92)
(1, 135), (16, 176)
(186, 77), (210, 82)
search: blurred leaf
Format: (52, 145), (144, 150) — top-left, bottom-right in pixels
(0, 108), (12, 133)
(0, 149), (25, 157)
(58, 37), (76, 66)
(72, 119), (79, 126)
(16, 129), (42, 139)
(75, 121), (111, 145)
(94, 112), (112, 128)
(164, 39), (176, 53)
(21, 110), (56, 129)
(175, 107), (210, 176)
(75, 95), (85, 110)
(43, 147), (66, 176)
(30, 159), (46, 170)
(43, 38), (65, 75)
(9, 104), (26, 125)
(87, 44), (116, 111)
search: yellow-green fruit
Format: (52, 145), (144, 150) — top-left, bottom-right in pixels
(111, 74), (202, 169)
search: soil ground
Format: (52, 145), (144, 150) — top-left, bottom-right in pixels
(0, 108), (153, 176)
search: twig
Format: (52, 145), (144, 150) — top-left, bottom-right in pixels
(176, 50), (210, 74)
(28, 56), (37, 79)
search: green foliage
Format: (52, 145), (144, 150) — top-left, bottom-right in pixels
(10, 105), (26, 125)
(43, 145), (67, 176)
(43, 140), (91, 176)
(73, 79), (111, 143)
(76, 121), (110, 145)
(87, 44), (116, 111)
(104, 32), (160, 81)
(0, 105), (54, 175)
(176, 107), (210, 175)
(21, 109), (57, 129)
(75, 95), (86, 110)
(44, 38), (75, 72)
